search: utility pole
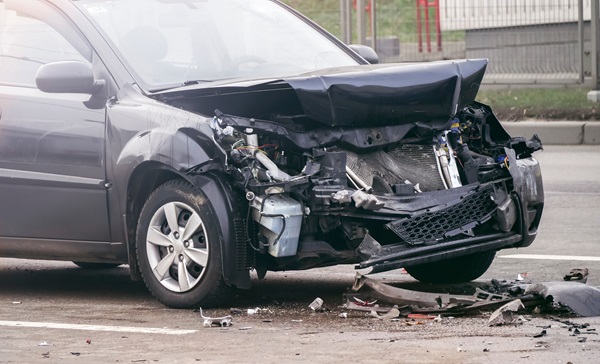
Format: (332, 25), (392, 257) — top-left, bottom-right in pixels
(588, 0), (600, 101)
(356, 0), (367, 45)
(340, 0), (352, 44)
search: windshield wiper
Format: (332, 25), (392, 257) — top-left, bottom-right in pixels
(182, 80), (211, 86)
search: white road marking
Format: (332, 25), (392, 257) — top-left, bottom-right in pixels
(499, 254), (600, 262)
(0, 320), (197, 335)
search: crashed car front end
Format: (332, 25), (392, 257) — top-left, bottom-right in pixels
(161, 58), (544, 281)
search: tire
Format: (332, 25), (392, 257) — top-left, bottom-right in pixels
(73, 262), (121, 269)
(405, 251), (496, 284)
(136, 179), (232, 308)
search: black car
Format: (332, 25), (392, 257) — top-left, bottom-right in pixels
(0, 0), (543, 308)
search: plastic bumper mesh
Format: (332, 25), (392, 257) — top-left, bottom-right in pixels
(386, 186), (497, 245)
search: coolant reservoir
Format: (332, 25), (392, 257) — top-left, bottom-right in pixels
(251, 194), (303, 257)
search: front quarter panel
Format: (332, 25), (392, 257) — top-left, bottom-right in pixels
(106, 84), (226, 242)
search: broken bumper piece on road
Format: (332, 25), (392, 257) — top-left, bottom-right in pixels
(344, 271), (600, 318)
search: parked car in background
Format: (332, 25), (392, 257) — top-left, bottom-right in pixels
(0, 0), (543, 308)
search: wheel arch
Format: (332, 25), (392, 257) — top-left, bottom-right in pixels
(125, 162), (181, 280)
(124, 162), (251, 290)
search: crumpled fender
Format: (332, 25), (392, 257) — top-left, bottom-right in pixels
(108, 84), (226, 215)
(105, 84), (236, 281)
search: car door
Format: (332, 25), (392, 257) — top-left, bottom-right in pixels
(0, 3), (110, 243)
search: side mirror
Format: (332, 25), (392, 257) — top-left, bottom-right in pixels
(35, 61), (105, 94)
(348, 44), (379, 64)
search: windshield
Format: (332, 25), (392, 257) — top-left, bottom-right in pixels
(77, 0), (359, 90)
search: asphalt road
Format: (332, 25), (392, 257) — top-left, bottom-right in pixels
(1, 145), (599, 363)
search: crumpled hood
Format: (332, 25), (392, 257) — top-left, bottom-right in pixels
(283, 59), (487, 126)
(157, 59), (487, 127)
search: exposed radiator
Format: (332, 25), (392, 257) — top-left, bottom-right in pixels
(345, 145), (446, 192)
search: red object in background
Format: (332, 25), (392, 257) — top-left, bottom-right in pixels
(416, 0), (442, 53)
(353, 0), (372, 13)
(353, 0), (374, 37)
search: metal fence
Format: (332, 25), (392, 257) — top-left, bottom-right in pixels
(281, 0), (590, 85)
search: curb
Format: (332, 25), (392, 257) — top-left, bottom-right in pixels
(500, 121), (600, 145)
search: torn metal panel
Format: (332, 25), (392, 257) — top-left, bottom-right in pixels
(283, 60), (488, 127)
(488, 299), (525, 326)
(523, 282), (600, 317)
(161, 60), (487, 129)
(350, 273), (512, 314)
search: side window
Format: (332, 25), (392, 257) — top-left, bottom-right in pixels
(0, 4), (88, 87)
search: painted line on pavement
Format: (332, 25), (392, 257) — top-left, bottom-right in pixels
(499, 254), (600, 262)
(0, 320), (198, 335)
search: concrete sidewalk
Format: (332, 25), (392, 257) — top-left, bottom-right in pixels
(501, 121), (600, 145)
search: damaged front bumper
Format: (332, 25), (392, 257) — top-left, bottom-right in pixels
(355, 152), (544, 272)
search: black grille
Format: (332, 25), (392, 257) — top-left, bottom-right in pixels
(386, 186), (497, 245)
(234, 218), (255, 269)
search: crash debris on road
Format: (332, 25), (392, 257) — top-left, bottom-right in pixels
(197, 308), (233, 328)
(487, 299), (525, 326)
(342, 270), (600, 319)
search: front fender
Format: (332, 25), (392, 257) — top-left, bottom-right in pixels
(104, 85), (230, 279)
(190, 173), (252, 289)
(107, 84), (226, 219)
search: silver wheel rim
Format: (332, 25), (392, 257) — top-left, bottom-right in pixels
(146, 201), (209, 292)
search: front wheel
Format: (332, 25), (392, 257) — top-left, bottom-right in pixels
(405, 251), (496, 284)
(136, 180), (232, 308)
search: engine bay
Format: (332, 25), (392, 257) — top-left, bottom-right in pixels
(208, 102), (543, 272)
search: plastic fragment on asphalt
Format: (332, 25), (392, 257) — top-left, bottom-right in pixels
(247, 307), (267, 315)
(338, 312), (348, 318)
(38, 342), (50, 346)
(198, 308), (233, 327)
(291, 319), (303, 323)
(309, 297), (324, 311)
(352, 297), (377, 306)
(563, 268), (588, 283)
(238, 327), (252, 331)
(86, 339), (91, 344)
(488, 299), (524, 326)
(369, 308), (400, 320)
